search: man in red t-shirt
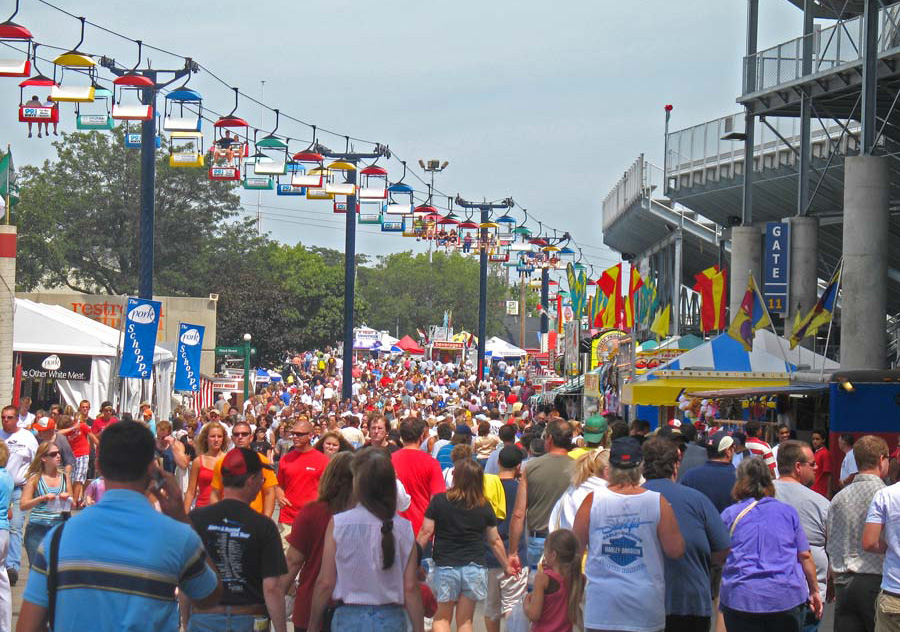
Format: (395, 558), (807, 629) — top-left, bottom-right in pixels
(91, 401), (119, 434)
(276, 418), (328, 547)
(811, 429), (832, 498)
(57, 414), (98, 507)
(391, 417), (445, 535)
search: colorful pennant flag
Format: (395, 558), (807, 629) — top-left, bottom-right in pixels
(623, 267), (644, 330)
(727, 274), (772, 351)
(590, 288), (606, 328)
(636, 278), (658, 330)
(597, 263), (623, 329)
(650, 304), (671, 340)
(566, 263), (588, 320)
(693, 266), (728, 332)
(0, 149), (19, 208)
(790, 264), (842, 349)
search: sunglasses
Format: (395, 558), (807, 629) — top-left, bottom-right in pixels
(1, 415), (14, 420)
(45, 451), (60, 458)
(232, 431), (250, 437)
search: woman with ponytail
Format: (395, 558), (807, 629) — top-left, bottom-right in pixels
(308, 448), (424, 632)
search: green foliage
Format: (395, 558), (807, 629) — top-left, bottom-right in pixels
(357, 250), (508, 337)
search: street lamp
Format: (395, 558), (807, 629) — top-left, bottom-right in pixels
(242, 333), (252, 403)
(420, 159), (449, 263)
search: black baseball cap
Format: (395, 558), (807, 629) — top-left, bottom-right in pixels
(610, 437), (643, 469)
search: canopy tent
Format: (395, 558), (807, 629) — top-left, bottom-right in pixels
(255, 368), (283, 384)
(14, 298), (175, 418)
(484, 336), (526, 359)
(638, 334), (704, 353)
(377, 333), (400, 353)
(396, 335), (425, 355)
(624, 332), (793, 406)
(753, 329), (839, 371)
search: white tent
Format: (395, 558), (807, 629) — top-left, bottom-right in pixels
(485, 336), (527, 359)
(14, 299), (175, 418)
(378, 332), (400, 352)
(754, 329), (839, 371)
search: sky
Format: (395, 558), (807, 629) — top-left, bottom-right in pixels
(1, 0), (803, 280)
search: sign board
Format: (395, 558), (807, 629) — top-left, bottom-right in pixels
(21, 352), (92, 381)
(211, 378), (242, 392)
(432, 341), (464, 350)
(215, 346), (241, 356)
(118, 297), (161, 379)
(763, 221), (789, 315)
(506, 300), (519, 316)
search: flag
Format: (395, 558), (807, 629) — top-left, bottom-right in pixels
(566, 263), (588, 319)
(636, 278), (658, 330)
(790, 265), (841, 349)
(589, 288), (605, 328)
(693, 266), (727, 332)
(597, 263), (622, 329)
(623, 267), (644, 330)
(727, 274), (771, 351)
(650, 304), (671, 339)
(0, 150), (19, 208)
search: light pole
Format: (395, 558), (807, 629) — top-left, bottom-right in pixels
(242, 333), (251, 403)
(455, 195), (514, 379)
(419, 159), (449, 264)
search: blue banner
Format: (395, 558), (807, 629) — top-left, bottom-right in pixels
(118, 297), (161, 379)
(763, 221), (790, 315)
(174, 323), (205, 391)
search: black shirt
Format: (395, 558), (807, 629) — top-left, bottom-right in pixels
(189, 499), (287, 606)
(425, 492), (497, 567)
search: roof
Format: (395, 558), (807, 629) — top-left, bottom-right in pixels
(651, 331), (795, 374)
(684, 384), (829, 398)
(14, 298), (173, 363)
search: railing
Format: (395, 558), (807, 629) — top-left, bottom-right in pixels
(744, 2), (900, 94)
(602, 156), (670, 231)
(665, 112), (857, 188)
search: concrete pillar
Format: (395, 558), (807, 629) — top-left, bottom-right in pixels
(841, 156), (889, 369)
(730, 225), (761, 319)
(786, 216), (819, 337)
(0, 226), (15, 406)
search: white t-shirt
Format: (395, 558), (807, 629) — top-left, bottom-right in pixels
(17, 412), (34, 429)
(841, 450), (858, 482)
(866, 484), (900, 592)
(0, 428), (38, 485)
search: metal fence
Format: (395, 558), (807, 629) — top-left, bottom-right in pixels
(602, 155), (646, 231)
(744, 2), (900, 94)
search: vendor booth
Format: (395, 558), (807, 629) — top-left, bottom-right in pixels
(484, 336), (526, 361)
(14, 299), (175, 418)
(396, 335), (425, 356)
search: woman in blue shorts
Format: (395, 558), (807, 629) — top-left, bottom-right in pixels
(418, 458), (515, 632)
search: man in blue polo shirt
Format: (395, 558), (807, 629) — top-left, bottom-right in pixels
(17, 421), (222, 632)
(680, 430), (738, 513)
(643, 436), (731, 632)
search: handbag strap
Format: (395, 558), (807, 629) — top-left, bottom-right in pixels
(729, 499), (759, 537)
(47, 522), (66, 631)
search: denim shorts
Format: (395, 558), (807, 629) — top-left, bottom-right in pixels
(332, 604), (405, 631)
(188, 612), (260, 632)
(433, 563), (488, 602)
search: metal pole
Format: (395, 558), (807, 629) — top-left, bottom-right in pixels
(341, 166), (358, 400)
(139, 71), (157, 299)
(798, 0), (814, 216)
(743, 0), (759, 225)
(519, 271), (527, 349)
(540, 267), (550, 335)
(477, 206), (489, 378)
(663, 106), (671, 195)
(672, 233), (682, 336)
(861, 0), (879, 154)
(243, 338), (250, 403)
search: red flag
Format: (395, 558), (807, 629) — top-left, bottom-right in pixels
(693, 266), (727, 332)
(596, 263), (622, 329)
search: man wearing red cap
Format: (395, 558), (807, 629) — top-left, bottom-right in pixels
(190, 447), (288, 632)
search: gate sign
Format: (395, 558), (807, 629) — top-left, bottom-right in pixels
(763, 221), (790, 315)
(174, 323), (205, 392)
(118, 297), (162, 379)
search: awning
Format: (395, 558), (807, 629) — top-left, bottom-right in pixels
(623, 376), (790, 406)
(684, 384), (829, 398)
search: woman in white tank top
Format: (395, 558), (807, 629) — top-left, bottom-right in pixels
(573, 437), (684, 632)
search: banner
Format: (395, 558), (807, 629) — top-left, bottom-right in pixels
(21, 352), (92, 381)
(174, 323), (205, 392)
(118, 297), (161, 379)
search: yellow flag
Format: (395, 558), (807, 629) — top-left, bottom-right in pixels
(650, 305), (670, 340)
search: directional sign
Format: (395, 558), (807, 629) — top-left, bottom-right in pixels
(216, 345), (257, 357)
(763, 222), (790, 315)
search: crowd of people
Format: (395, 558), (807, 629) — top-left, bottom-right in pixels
(1, 351), (899, 632)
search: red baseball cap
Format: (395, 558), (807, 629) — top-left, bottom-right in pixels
(221, 448), (273, 477)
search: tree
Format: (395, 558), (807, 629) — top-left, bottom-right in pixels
(15, 128), (243, 294)
(357, 250), (508, 338)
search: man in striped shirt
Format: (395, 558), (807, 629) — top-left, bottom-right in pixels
(744, 421), (776, 474)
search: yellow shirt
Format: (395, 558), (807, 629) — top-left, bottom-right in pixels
(483, 473), (507, 520)
(568, 447), (591, 460)
(211, 453), (278, 514)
